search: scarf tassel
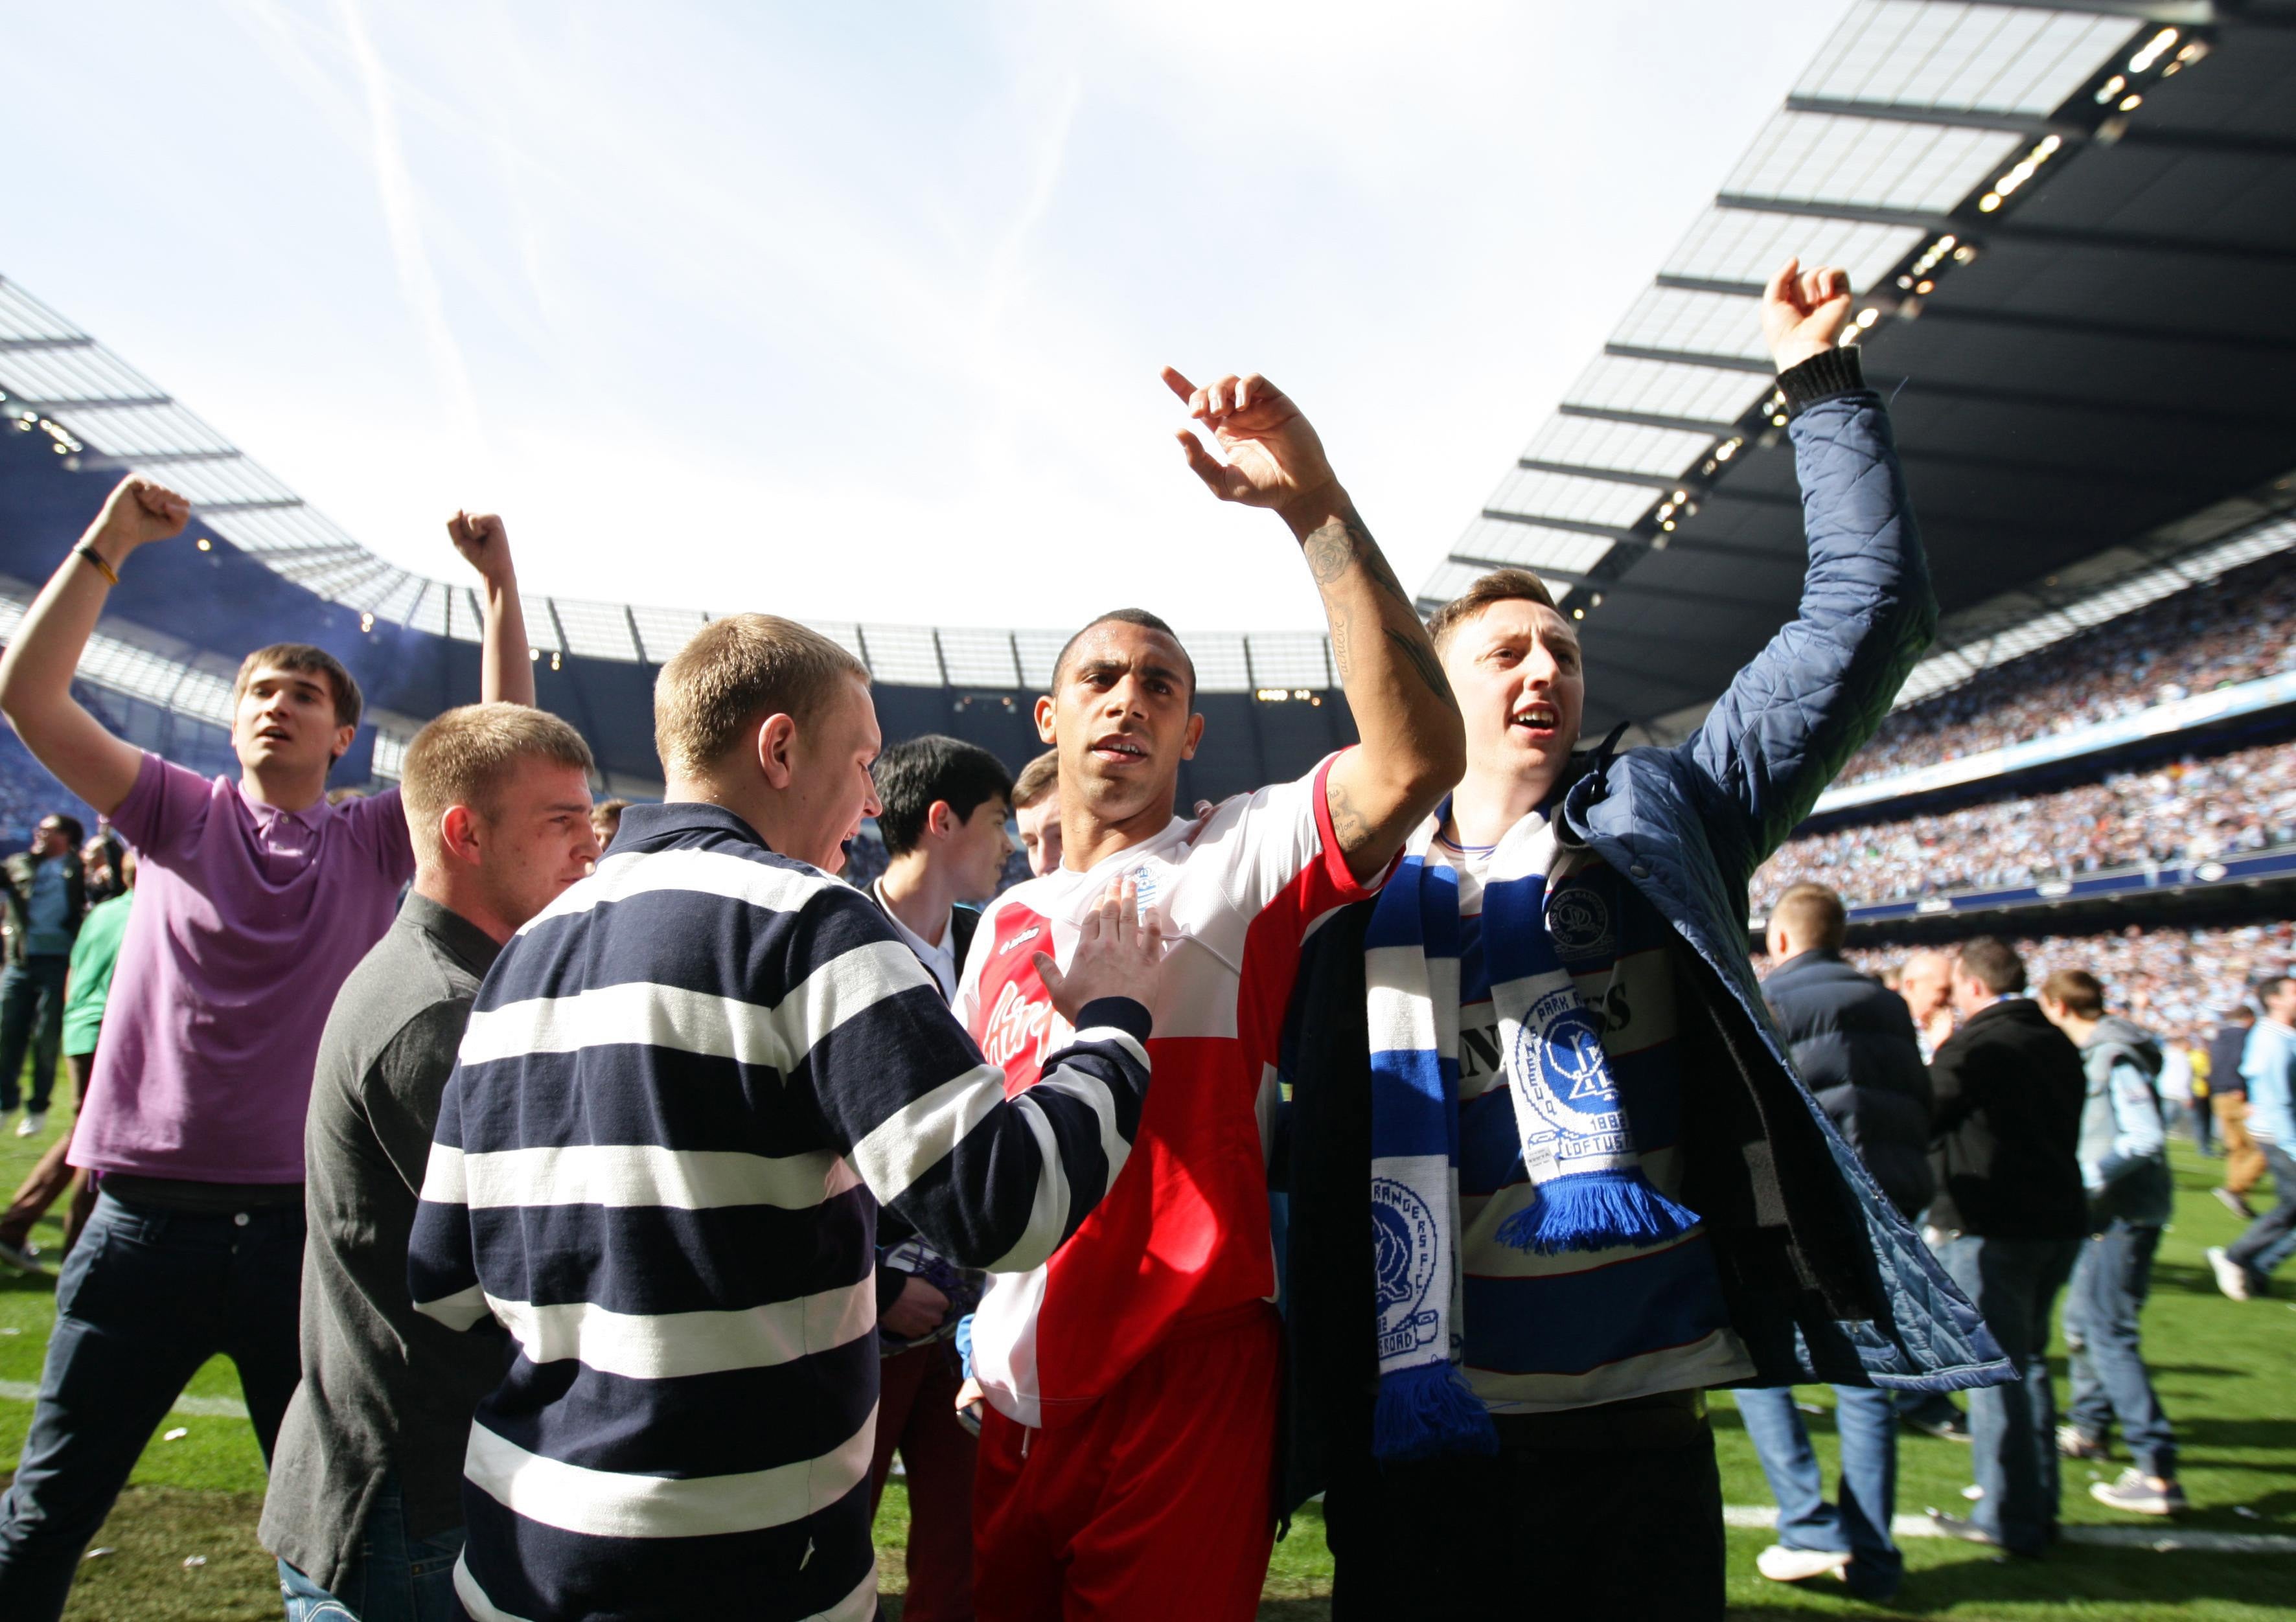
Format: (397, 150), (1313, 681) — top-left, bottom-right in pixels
(1493, 1168), (1701, 1256)
(1372, 1362), (1501, 1463)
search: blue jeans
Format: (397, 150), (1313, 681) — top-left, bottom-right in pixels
(1936, 1234), (2082, 1555)
(0, 1191), (306, 1622)
(1734, 1384), (1901, 1599)
(279, 1478), (465, 1622)
(0, 954), (69, 1112)
(2063, 1219), (2175, 1479)
(2227, 1141), (2296, 1284)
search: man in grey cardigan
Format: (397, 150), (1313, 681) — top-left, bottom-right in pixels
(260, 703), (601, 1619)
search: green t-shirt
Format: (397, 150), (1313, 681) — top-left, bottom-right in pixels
(61, 892), (133, 1058)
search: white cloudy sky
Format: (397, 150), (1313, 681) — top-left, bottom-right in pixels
(4, 1), (1834, 633)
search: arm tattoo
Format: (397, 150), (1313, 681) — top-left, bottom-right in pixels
(1305, 504), (1455, 712)
(1386, 626), (1461, 716)
(1327, 775), (1373, 852)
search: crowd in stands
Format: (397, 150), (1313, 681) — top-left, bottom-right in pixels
(1839, 548), (2296, 786)
(1758, 736), (2296, 911)
(1844, 920), (2296, 1046)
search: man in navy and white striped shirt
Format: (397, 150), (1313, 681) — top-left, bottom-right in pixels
(409, 615), (1163, 1622)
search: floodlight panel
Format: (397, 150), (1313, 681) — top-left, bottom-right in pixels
(1613, 287), (1770, 363)
(1727, 111), (2020, 213)
(938, 626), (1022, 687)
(551, 597), (642, 661)
(1014, 628), (1067, 689)
(1248, 634), (1333, 689)
(628, 604), (709, 665)
(1798, 2), (2135, 115)
(367, 571), (428, 629)
(1453, 516), (1613, 577)
(1189, 633), (1253, 694)
(1521, 416), (1711, 480)
(860, 624), (942, 685)
(1567, 356), (1770, 426)
(1664, 209), (1924, 293)
(1488, 468), (1657, 529)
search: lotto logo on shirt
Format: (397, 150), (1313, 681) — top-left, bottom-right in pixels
(982, 979), (1053, 1074)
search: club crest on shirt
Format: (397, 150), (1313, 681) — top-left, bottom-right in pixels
(1372, 1178), (1441, 1358)
(1546, 886), (1613, 963)
(1509, 988), (1627, 1150)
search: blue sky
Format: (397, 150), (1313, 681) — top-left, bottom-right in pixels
(5, 1), (1829, 632)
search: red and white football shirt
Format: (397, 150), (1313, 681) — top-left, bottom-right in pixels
(954, 751), (1383, 1426)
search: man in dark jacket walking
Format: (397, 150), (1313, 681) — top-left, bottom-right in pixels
(1739, 883), (1933, 1596)
(0, 814), (88, 1136)
(1925, 937), (2088, 1555)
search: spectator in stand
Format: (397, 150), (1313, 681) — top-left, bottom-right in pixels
(1743, 884), (1933, 1598)
(0, 850), (134, 1275)
(1925, 937), (2089, 1556)
(2036, 970), (2185, 1516)
(262, 704), (599, 1621)
(2210, 976), (2296, 1301)
(2209, 1003), (2265, 1218)
(1756, 736), (2296, 913)
(406, 614), (1165, 1622)
(862, 734), (1017, 1622)
(590, 795), (628, 851)
(0, 481), (534, 1622)
(1011, 747), (1062, 876)
(0, 813), (88, 1138)
(1836, 549), (2296, 787)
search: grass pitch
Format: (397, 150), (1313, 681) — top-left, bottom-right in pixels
(2, 1106), (2289, 1619)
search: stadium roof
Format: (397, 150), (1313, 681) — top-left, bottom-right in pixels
(1421, 0), (2296, 738)
(0, 277), (1336, 699)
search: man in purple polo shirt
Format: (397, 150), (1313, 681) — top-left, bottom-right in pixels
(0, 475), (536, 1619)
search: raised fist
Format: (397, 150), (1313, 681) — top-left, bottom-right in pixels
(1163, 368), (1339, 524)
(1762, 259), (1855, 376)
(447, 510), (516, 586)
(87, 475), (190, 560)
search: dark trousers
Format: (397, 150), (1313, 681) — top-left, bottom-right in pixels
(1324, 1396), (1724, 1621)
(0, 1191), (305, 1622)
(1937, 1234), (2082, 1555)
(0, 954), (69, 1112)
(867, 1342), (976, 1622)
(2188, 1099), (2215, 1156)
(2063, 1219), (2175, 1479)
(2227, 1141), (2296, 1283)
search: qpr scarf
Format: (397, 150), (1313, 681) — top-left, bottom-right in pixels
(1364, 809), (1699, 1461)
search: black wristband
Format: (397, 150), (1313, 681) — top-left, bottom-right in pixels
(74, 545), (120, 587)
(1777, 346), (1866, 414)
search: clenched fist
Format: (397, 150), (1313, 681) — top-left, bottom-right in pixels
(447, 510), (517, 589)
(84, 475), (190, 565)
(1762, 259), (1855, 375)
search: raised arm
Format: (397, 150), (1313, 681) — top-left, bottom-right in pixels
(446, 511), (536, 707)
(1164, 369), (1464, 883)
(0, 477), (189, 815)
(1681, 263), (1938, 874)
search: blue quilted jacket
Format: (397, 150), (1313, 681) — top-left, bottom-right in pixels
(1543, 374), (2008, 1393)
(1274, 365), (2008, 1516)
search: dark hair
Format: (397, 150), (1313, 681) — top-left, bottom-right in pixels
(1957, 936), (2027, 996)
(2039, 968), (2106, 1019)
(873, 735), (1015, 858)
(1051, 610), (1197, 705)
(2258, 974), (2295, 1007)
(39, 813), (85, 847)
(1771, 882), (1846, 952)
(1427, 568), (1560, 652)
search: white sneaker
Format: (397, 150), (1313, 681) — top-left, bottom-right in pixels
(15, 1110), (44, 1139)
(2207, 1246), (2255, 1302)
(1756, 1545), (1852, 1584)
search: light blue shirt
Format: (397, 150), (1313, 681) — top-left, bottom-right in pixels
(2240, 1020), (2296, 1146)
(22, 856), (71, 957)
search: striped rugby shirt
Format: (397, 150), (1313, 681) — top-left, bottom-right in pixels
(1432, 830), (1755, 1410)
(408, 802), (1153, 1622)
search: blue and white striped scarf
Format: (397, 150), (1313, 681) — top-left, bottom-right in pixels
(1365, 810), (1701, 1461)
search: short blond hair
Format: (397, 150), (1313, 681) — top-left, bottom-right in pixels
(1012, 748), (1061, 810)
(402, 703), (595, 867)
(1427, 569), (1560, 652)
(1771, 882), (1848, 952)
(653, 615), (869, 779)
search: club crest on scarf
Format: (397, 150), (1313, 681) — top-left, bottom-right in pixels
(1372, 1178), (1441, 1358)
(1511, 988), (1627, 1144)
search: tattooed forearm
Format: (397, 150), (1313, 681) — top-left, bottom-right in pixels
(1327, 775), (1373, 852)
(1386, 626), (1461, 717)
(1301, 510), (1366, 586)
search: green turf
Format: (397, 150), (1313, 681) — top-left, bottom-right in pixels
(2, 1097), (2290, 1619)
